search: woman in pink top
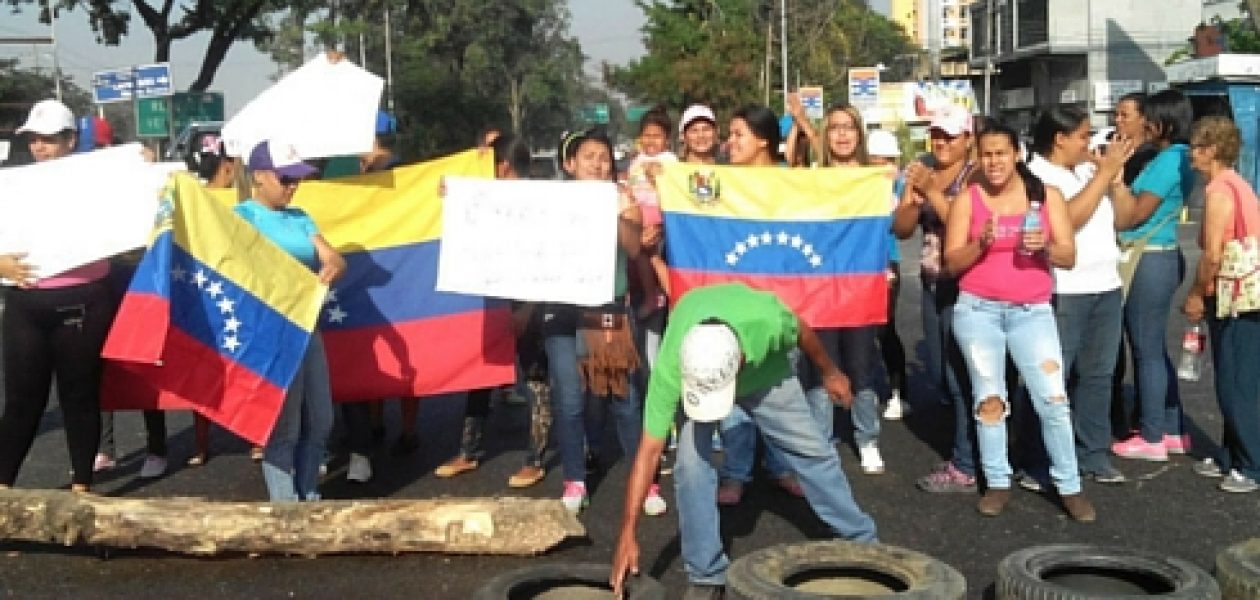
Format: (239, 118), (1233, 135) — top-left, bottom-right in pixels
(1182, 116), (1260, 493)
(0, 100), (113, 492)
(943, 123), (1096, 522)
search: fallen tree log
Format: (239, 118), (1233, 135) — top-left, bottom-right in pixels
(0, 489), (584, 556)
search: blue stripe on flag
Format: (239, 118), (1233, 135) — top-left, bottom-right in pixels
(663, 213), (889, 275)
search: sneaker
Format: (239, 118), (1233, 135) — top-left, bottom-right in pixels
(561, 481), (588, 513)
(916, 462), (977, 493)
(1193, 457), (1226, 478)
(433, 455), (478, 478)
(859, 445), (885, 475)
(347, 453), (373, 483)
(882, 392), (907, 420)
(1163, 434), (1192, 455)
(1016, 472), (1045, 493)
(716, 479), (744, 506)
(1083, 465), (1127, 484)
(92, 453), (116, 473)
(1062, 493), (1097, 522)
(1220, 470), (1259, 493)
(977, 488), (1012, 517)
(138, 455), (167, 479)
(508, 465), (545, 488)
(186, 453), (207, 467)
(775, 474), (805, 497)
(643, 484), (668, 516)
(1111, 436), (1169, 462)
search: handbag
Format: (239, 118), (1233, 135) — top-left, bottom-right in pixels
(1215, 182), (1260, 318)
(1118, 209), (1178, 299)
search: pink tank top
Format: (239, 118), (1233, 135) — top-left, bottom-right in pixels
(958, 184), (1053, 304)
(33, 260), (110, 289)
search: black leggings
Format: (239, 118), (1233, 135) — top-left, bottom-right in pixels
(0, 281), (113, 486)
(878, 262), (908, 398)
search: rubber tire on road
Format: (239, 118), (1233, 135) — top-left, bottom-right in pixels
(1216, 538), (1260, 600)
(471, 562), (665, 600)
(996, 544), (1220, 599)
(726, 540), (966, 599)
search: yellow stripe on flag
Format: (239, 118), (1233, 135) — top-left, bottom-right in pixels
(169, 173), (325, 333)
(658, 164), (892, 220)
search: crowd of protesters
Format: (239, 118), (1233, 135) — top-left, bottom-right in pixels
(1, 86), (1258, 597)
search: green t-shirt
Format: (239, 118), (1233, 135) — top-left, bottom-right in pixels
(642, 283), (800, 439)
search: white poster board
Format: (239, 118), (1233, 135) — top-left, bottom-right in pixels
(0, 144), (182, 279)
(437, 177), (618, 307)
(221, 53), (384, 160)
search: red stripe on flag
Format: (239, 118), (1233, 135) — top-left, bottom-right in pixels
(668, 269), (888, 328)
(101, 327), (287, 446)
(101, 292), (170, 363)
(321, 307), (516, 402)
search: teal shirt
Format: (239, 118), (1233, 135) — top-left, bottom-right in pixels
(234, 199), (320, 271)
(1120, 144), (1194, 246)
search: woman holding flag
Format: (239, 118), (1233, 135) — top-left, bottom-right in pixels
(236, 139), (346, 502)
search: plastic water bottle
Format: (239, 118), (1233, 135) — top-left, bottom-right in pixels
(1177, 321), (1206, 382)
(1020, 200), (1042, 256)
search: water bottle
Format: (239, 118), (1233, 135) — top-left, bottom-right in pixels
(1020, 200), (1042, 256)
(1176, 321), (1206, 382)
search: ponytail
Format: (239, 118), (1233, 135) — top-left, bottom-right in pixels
(1015, 161), (1045, 206)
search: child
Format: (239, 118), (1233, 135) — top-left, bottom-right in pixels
(626, 106), (677, 318)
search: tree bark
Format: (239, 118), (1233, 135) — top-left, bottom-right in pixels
(1249, 0), (1260, 38)
(188, 0), (268, 92)
(0, 489), (584, 556)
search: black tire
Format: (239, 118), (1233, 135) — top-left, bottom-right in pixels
(996, 544), (1220, 599)
(472, 562), (665, 600)
(1216, 538), (1260, 600)
(726, 540), (966, 600)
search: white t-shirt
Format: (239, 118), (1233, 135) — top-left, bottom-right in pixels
(1027, 154), (1121, 295)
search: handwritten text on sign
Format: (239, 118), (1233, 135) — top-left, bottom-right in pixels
(437, 177), (618, 307)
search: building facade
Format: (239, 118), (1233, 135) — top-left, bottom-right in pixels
(969, 0), (1202, 129)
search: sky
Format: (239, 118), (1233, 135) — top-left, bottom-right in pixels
(1, 1), (891, 120)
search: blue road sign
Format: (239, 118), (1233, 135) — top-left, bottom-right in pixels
(91, 63), (173, 104)
(92, 68), (133, 104)
(134, 63), (173, 98)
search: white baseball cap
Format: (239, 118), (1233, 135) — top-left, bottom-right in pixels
(16, 99), (75, 136)
(680, 323), (741, 423)
(867, 130), (901, 158)
(928, 104), (973, 137)
(679, 104), (717, 135)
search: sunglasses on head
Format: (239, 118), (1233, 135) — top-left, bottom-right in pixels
(278, 174), (303, 187)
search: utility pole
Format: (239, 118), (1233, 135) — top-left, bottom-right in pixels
(48, 0), (62, 101)
(984, 0), (994, 114)
(779, 0), (789, 109)
(384, 3), (395, 114)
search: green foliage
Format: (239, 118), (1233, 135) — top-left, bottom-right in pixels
(0, 58), (93, 131)
(609, 0), (916, 120)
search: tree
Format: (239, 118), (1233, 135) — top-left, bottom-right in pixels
(5, 0), (278, 91)
(0, 58), (93, 129)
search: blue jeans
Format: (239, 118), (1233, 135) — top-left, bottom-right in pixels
(1123, 249), (1185, 443)
(675, 374), (877, 585)
(952, 293), (1081, 495)
(800, 328), (880, 447)
(716, 404), (790, 482)
(921, 276), (978, 476)
(262, 337), (334, 502)
(1206, 300), (1260, 480)
(543, 307), (642, 482)
(1054, 290), (1124, 473)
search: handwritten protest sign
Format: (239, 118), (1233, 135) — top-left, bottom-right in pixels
(0, 144), (181, 279)
(437, 177), (618, 307)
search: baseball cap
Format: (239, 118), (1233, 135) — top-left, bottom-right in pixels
(680, 323), (742, 423)
(248, 140), (317, 180)
(679, 104), (716, 135)
(928, 105), (973, 137)
(17, 99), (75, 136)
(867, 130), (901, 158)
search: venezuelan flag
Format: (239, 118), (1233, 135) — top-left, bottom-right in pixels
(658, 165), (891, 328)
(290, 150), (515, 402)
(101, 173), (325, 444)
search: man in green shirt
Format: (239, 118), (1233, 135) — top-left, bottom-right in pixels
(610, 283), (878, 598)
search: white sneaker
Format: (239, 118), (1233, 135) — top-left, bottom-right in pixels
(346, 453), (373, 483)
(138, 455), (168, 479)
(859, 445), (885, 475)
(643, 484), (668, 516)
(883, 392), (907, 420)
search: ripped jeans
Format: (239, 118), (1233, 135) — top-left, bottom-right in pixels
(952, 292), (1081, 495)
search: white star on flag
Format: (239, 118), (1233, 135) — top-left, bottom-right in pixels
(170, 266), (186, 281)
(777, 232), (789, 245)
(802, 244), (814, 255)
(726, 253), (739, 265)
(326, 289), (338, 303)
(216, 297), (235, 314)
(193, 269), (208, 288)
(761, 232), (772, 244)
(791, 235), (803, 248)
(224, 316), (241, 333)
(734, 242), (747, 254)
(810, 255), (823, 267)
(222, 335), (241, 352)
(327, 306), (348, 324)
(206, 280), (224, 298)
(746, 234), (759, 248)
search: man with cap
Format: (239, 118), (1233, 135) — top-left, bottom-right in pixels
(610, 283), (877, 599)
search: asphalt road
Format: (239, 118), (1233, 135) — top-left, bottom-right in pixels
(1, 225), (1258, 599)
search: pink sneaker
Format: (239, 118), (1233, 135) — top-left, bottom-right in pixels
(1111, 436), (1169, 462)
(560, 481), (588, 513)
(1164, 434), (1192, 455)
